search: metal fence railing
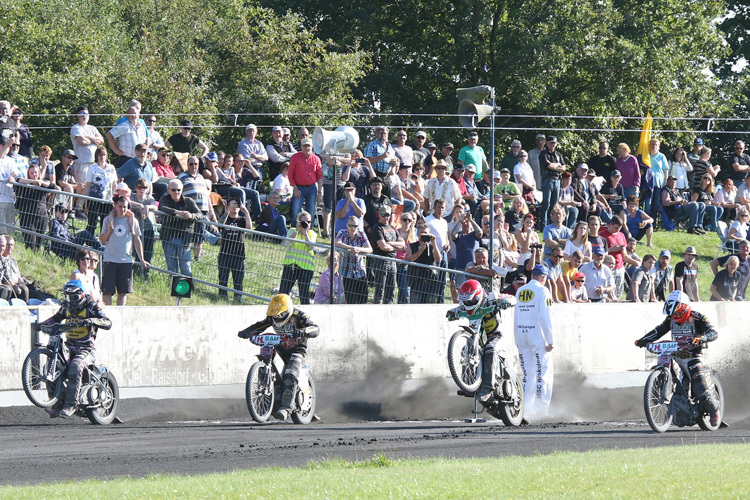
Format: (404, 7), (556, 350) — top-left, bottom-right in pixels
(6, 182), (493, 304)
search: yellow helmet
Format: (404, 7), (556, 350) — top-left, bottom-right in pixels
(267, 294), (294, 327)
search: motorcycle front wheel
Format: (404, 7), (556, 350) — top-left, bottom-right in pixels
(447, 331), (482, 393)
(21, 348), (65, 408)
(87, 372), (120, 425)
(498, 373), (525, 427)
(291, 373), (317, 425)
(698, 375), (725, 431)
(644, 368), (673, 433)
(246, 361), (275, 423)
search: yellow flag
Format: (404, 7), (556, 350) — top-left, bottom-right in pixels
(637, 112), (652, 168)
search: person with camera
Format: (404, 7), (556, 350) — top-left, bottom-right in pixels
(405, 223), (442, 303)
(371, 205), (404, 304)
(279, 211), (317, 304)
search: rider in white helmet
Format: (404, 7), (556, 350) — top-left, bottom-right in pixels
(446, 279), (516, 404)
(238, 294), (319, 421)
(635, 290), (720, 426)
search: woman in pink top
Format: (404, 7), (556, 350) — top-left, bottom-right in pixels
(615, 143), (641, 199)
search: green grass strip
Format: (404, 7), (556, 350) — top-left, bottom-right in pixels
(2, 443), (748, 499)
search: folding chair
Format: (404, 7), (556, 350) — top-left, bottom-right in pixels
(715, 221), (734, 257)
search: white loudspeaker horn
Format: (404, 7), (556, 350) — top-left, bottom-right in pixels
(457, 85), (495, 129)
(313, 126), (360, 155)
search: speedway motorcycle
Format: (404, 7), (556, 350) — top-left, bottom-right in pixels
(643, 340), (724, 433)
(244, 333), (317, 424)
(21, 321), (120, 425)
(447, 315), (524, 426)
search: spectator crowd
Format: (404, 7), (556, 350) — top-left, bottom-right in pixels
(1, 99), (749, 306)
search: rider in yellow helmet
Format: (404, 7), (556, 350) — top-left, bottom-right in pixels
(238, 294), (319, 421)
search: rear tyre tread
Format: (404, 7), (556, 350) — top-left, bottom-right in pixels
(87, 372), (119, 425)
(291, 374), (316, 425)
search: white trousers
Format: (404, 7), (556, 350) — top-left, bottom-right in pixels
(517, 347), (553, 416)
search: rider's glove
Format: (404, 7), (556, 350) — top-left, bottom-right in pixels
(691, 336), (706, 347)
(291, 329), (305, 340)
(81, 318), (93, 328)
(634, 338), (646, 348)
(238, 329), (251, 339)
(498, 300), (512, 311)
(446, 309), (459, 321)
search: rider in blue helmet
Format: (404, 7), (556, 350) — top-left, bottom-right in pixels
(42, 280), (112, 418)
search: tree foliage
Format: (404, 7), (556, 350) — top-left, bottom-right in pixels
(0, 0), (366, 154)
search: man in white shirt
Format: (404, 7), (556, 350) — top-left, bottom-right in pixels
(425, 199), (451, 303)
(424, 160), (461, 215)
(70, 105), (104, 184)
(514, 264), (555, 418)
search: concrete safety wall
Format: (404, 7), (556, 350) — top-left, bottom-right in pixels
(1, 302), (747, 392)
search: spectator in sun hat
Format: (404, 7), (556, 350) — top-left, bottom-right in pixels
(674, 245), (700, 301)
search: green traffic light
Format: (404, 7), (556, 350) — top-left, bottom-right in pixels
(175, 280), (190, 295)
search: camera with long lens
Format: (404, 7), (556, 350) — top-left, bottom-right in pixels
(530, 243), (543, 249)
(298, 220), (309, 229)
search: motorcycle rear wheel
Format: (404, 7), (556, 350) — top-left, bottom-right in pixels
(246, 361), (275, 423)
(87, 372), (120, 425)
(447, 331), (482, 393)
(644, 368), (673, 433)
(697, 375), (724, 431)
(21, 348), (64, 408)
(291, 373), (317, 425)
(498, 374), (525, 427)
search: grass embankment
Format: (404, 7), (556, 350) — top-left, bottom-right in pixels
(1, 443), (748, 499)
(13, 224), (726, 306)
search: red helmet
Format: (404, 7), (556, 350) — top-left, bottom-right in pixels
(664, 290), (692, 324)
(458, 279), (485, 314)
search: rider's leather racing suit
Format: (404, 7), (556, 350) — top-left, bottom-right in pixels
(239, 308), (319, 411)
(447, 292), (516, 402)
(42, 300), (112, 410)
(635, 311), (719, 415)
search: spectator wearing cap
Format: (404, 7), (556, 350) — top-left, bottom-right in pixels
(202, 151), (220, 184)
(615, 143), (640, 199)
(462, 163), (482, 215)
(424, 160), (461, 215)
(500, 139), (523, 173)
(435, 142), (455, 171)
(288, 137), (323, 224)
(458, 131), (489, 180)
(392, 130), (414, 170)
(334, 181), (366, 236)
(150, 147), (175, 200)
(709, 239), (750, 300)
(651, 249), (674, 301)
(117, 143), (153, 193)
(266, 125), (296, 181)
(538, 135), (566, 228)
(388, 161), (415, 215)
(738, 173), (750, 212)
(579, 245), (613, 302)
(106, 104), (150, 168)
(493, 167), (519, 212)
(55, 148), (83, 196)
(70, 105), (104, 185)
(569, 272), (588, 302)
(371, 204), (404, 304)
(48, 203), (103, 259)
(674, 246), (700, 301)
(396, 162), (423, 211)
(450, 162), (467, 194)
(165, 119), (209, 157)
(599, 169), (626, 218)
(527, 133), (547, 189)
(500, 273), (526, 295)
(661, 174), (704, 233)
(98, 194), (148, 306)
(10, 107), (32, 159)
(687, 138), (703, 166)
(410, 130), (430, 162)
(586, 141), (617, 183)
(292, 127), (310, 152)
(237, 124), (268, 174)
(627, 253), (656, 302)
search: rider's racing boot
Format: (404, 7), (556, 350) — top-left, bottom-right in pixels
(710, 409), (720, 427)
(273, 408), (289, 421)
(59, 404), (76, 418)
(477, 384), (494, 403)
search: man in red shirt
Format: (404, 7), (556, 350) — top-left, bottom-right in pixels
(599, 215), (639, 300)
(289, 137), (323, 223)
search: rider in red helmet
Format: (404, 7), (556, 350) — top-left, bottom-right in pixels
(446, 279), (516, 403)
(635, 290), (720, 426)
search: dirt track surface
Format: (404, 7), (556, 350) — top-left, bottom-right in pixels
(2, 380), (749, 487)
